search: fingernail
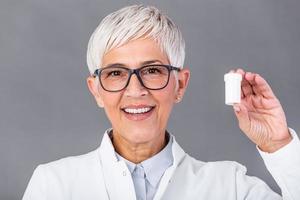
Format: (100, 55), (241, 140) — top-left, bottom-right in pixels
(233, 105), (241, 112)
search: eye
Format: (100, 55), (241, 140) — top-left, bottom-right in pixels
(107, 70), (122, 77)
(101, 68), (128, 80)
(143, 66), (162, 75)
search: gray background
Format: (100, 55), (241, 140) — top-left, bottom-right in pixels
(1, 0), (299, 199)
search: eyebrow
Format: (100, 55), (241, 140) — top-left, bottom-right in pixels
(103, 60), (164, 69)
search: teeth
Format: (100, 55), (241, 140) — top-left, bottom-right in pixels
(124, 107), (152, 114)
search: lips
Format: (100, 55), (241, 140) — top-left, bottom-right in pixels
(123, 107), (152, 114)
(121, 105), (155, 121)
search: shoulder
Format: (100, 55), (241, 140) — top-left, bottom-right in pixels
(43, 148), (100, 167)
(173, 154), (256, 191)
(179, 154), (247, 178)
(23, 148), (107, 199)
(171, 138), (247, 177)
(34, 148), (102, 183)
(205, 160), (247, 173)
(41, 148), (99, 168)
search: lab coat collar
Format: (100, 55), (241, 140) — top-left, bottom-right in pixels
(97, 128), (186, 200)
(98, 128), (136, 200)
(153, 133), (186, 200)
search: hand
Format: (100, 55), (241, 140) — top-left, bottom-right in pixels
(231, 69), (292, 153)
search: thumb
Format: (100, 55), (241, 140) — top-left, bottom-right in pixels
(233, 103), (250, 132)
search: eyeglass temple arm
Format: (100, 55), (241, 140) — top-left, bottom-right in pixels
(92, 69), (100, 77)
(170, 66), (181, 71)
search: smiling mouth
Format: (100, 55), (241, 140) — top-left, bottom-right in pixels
(122, 106), (155, 114)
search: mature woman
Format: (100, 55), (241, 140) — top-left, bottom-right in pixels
(23, 5), (300, 200)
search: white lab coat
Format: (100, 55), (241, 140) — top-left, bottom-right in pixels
(23, 129), (300, 200)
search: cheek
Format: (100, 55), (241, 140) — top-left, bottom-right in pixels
(164, 95), (175, 112)
(101, 92), (122, 118)
(159, 92), (175, 107)
(155, 81), (177, 117)
(162, 77), (177, 102)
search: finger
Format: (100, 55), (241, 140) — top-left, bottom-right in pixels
(250, 95), (264, 109)
(236, 68), (245, 75)
(245, 73), (275, 99)
(241, 72), (255, 97)
(253, 74), (276, 99)
(251, 84), (260, 96)
(245, 72), (256, 85)
(233, 103), (251, 133)
(245, 72), (264, 95)
(241, 79), (254, 97)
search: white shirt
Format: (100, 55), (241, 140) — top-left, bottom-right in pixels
(23, 128), (300, 200)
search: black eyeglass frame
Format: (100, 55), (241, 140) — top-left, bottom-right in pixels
(93, 64), (181, 92)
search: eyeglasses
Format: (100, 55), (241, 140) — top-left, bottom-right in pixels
(93, 64), (180, 92)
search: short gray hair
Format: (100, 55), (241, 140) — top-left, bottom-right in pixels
(86, 4), (185, 74)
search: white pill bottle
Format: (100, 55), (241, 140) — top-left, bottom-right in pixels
(224, 73), (242, 105)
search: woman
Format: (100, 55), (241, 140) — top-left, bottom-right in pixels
(23, 5), (300, 200)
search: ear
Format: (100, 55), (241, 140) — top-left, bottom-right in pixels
(86, 76), (104, 108)
(175, 68), (190, 102)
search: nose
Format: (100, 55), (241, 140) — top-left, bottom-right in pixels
(124, 74), (148, 97)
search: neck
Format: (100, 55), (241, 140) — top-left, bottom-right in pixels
(111, 131), (168, 164)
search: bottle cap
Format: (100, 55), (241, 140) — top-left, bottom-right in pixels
(224, 73), (242, 82)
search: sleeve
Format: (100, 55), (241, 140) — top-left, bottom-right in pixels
(22, 165), (47, 200)
(257, 128), (300, 200)
(234, 162), (282, 200)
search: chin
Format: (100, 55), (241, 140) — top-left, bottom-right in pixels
(123, 128), (159, 144)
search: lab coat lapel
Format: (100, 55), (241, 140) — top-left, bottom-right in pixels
(98, 132), (136, 200)
(153, 136), (186, 200)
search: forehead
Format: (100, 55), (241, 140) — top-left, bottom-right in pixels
(102, 38), (169, 67)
